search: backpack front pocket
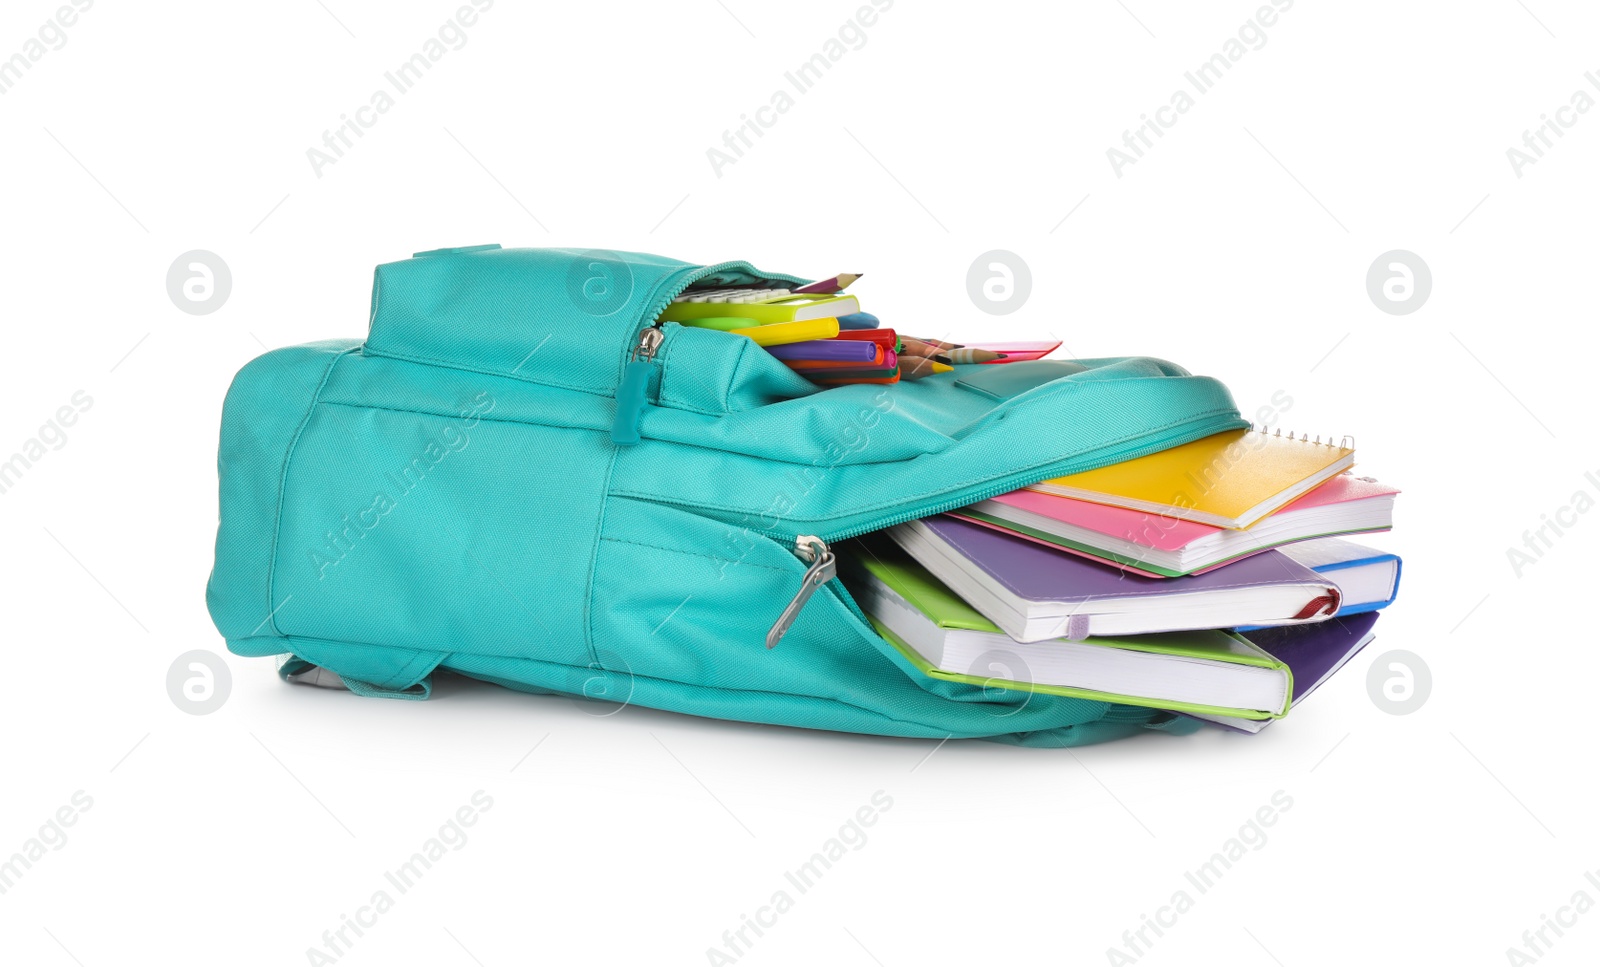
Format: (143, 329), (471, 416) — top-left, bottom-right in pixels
(587, 496), (1152, 739)
(269, 399), (613, 669)
(588, 496), (867, 691)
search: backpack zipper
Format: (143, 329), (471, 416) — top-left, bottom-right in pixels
(765, 536), (837, 648)
(610, 262), (810, 447)
(748, 412), (1246, 645)
(639, 260), (808, 330)
(610, 327), (665, 445)
(730, 411), (1245, 547)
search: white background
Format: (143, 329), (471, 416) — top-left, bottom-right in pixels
(2, 1), (1596, 964)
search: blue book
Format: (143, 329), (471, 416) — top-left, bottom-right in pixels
(1236, 537), (1400, 631)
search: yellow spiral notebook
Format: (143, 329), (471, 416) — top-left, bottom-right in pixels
(1027, 428), (1355, 530)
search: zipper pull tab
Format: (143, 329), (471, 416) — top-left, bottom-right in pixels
(611, 326), (664, 446)
(766, 537), (837, 649)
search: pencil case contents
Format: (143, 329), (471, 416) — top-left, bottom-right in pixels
(657, 272), (1056, 388)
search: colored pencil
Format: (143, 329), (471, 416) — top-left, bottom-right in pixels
(795, 273), (862, 294)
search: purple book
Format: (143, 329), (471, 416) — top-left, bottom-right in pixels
(765, 339), (879, 362)
(890, 516), (1342, 642)
(1193, 611), (1381, 733)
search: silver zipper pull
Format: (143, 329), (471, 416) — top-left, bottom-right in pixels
(633, 325), (665, 362)
(766, 537), (836, 649)
(612, 326), (665, 446)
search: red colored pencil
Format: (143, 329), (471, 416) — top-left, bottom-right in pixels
(831, 328), (897, 351)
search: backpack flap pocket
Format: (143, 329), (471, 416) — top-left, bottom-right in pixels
(364, 246), (819, 423)
(364, 246), (699, 395)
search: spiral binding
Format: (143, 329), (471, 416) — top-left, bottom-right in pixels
(1248, 424), (1355, 449)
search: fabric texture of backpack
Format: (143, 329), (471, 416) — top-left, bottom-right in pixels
(206, 245), (1250, 747)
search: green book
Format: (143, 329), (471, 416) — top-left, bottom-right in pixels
(842, 539), (1293, 720)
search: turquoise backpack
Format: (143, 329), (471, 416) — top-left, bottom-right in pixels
(206, 246), (1249, 747)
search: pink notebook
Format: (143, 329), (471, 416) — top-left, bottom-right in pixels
(952, 474), (1398, 578)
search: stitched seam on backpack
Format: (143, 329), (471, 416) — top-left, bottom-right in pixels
(580, 447), (623, 670)
(438, 652), (1104, 737)
(598, 536), (795, 572)
(304, 398), (939, 465)
(264, 346), (361, 639)
(361, 345), (614, 398)
(383, 648), (447, 690)
(606, 406), (1245, 517)
(655, 326), (723, 418)
(312, 391), (1241, 497)
(348, 348), (755, 420)
(312, 398), (951, 466)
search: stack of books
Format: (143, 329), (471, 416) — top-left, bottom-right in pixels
(841, 427), (1402, 731)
